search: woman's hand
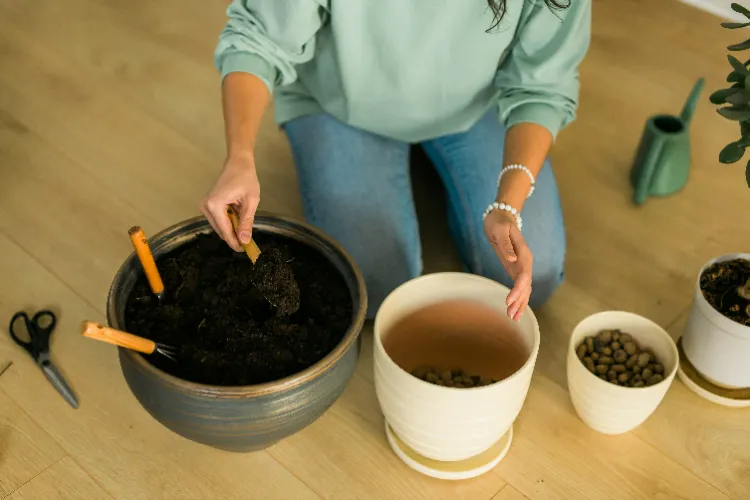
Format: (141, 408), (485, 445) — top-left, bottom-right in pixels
(200, 153), (260, 252)
(483, 209), (533, 322)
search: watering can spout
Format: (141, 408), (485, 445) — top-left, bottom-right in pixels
(680, 78), (705, 127)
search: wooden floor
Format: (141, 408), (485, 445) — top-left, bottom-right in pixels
(0, 0), (748, 498)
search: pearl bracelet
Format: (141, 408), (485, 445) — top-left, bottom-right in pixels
(497, 164), (535, 199)
(482, 202), (523, 231)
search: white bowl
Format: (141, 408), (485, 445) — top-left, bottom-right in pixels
(567, 311), (678, 435)
(373, 272), (540, 462)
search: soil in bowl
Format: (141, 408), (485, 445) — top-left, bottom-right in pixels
(382, 299), (530, 387)
(124, 231), (352, 386)
(699, 258), (750, 327)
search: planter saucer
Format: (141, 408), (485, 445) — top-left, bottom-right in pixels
(384, 421), (513, 480)
(676, 337), (750, 408)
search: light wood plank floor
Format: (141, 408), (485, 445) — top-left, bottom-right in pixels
(1, 0), (748, 498)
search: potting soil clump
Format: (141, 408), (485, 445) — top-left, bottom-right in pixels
(700, 258), (750, 327)
(125, 231), (352, 386)
(250, 247), (300, 316)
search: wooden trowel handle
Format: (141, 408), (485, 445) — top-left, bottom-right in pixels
(226, 206), (262, 264)
(80, 321), (156, 355)
(128, 226), (165, 297)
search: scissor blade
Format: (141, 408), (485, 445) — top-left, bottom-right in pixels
(41, 362), (79, 409)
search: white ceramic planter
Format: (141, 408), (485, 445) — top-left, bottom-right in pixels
(567, 311), (678, 435)
(681, 253), (750, 389)
(373, 272), (540, 462)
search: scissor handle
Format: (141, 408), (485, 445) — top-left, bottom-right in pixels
(9, 310), (55, 358)
(32, 310), (57, 335)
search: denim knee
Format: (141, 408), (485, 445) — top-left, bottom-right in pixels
(350, 244), (421, 319)
(527, 257), (565, 309)
(281, 113), (420, 320)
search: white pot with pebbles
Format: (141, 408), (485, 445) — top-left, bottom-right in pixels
(373, 273), (540, 479)
(567, 311), (678, 435)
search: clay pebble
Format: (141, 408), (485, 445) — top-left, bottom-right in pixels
(409, 366), (498, 388)
(576, 329), (667, 388)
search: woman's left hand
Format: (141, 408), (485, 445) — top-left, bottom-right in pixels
(483, 209), (533, 322)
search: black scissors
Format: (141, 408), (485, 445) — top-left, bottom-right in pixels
(9, 310), (79, 409)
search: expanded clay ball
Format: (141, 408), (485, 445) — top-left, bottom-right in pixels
(409, 366), (497, 388)
(575, 329), (666, 388)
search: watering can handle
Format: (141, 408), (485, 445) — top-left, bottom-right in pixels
(633, 135), (665, 205)
(679, 78), (705, 126)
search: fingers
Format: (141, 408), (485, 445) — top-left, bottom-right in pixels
(484, 211), (534, 321)
(237, 197), (259, 245)
(510, 292), (531, 323)
(201, 198), (243, 252)
(217, 203), (244, 252)
(510, 285), (531, 322)
(199, 156), (260, 252)
(506, 271), (531, 321)
(200, 199), (220, 236)
(505, 226), (533, 321)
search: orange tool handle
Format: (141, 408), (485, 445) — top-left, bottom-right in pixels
(226, 206), (262, 264)
(80, 321), (157, 355)
(128, 226), (165, 296)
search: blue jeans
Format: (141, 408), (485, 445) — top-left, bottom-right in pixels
(283, 111), (565, 318)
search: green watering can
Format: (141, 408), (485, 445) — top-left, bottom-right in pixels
(630, 78), (705, 205)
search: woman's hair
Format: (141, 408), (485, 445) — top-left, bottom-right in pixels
(486, 0), (570, 32)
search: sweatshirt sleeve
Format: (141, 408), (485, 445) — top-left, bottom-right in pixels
(213, 0), (327, 93)
(494, 0), (591, 140)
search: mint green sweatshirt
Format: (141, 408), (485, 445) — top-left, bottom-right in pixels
(214, 0), (591, 143)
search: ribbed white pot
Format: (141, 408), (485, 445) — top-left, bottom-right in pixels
(681, 253), (750, 389)
(567, 311), (678, 435)
(373, 273), (540, 462)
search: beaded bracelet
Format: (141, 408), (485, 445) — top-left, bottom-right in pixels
(497, 164), (536, 199)
(482, 202), (523, 231)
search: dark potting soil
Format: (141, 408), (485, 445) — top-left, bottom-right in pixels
(251, 247), (301, 317)
(124, 231), (353, 386)
(699, 258), (750, 327)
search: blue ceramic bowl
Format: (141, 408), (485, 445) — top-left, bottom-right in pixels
(106, 214), (367, 452)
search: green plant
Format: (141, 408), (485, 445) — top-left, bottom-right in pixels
(710, 2), (750, 188)
(708, 3), (750, 306)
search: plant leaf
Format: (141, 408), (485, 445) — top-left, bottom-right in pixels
(722, 21), (750, 28)
(739, 121), (750, 146)
(746, 159), (750, 187)
(728, 39), (750, 51)
(732, 2), (750, 19)
(728, 70), (746, 82)
(718, 105), (750, 120)
(727, 89), (750, 105)
(710, 87), (740, 104)
(729, 54), (750, 72)
(720, 141), (746, 163)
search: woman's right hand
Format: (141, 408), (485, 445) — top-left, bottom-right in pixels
(200, 153), (260, 252)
